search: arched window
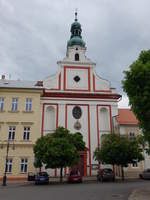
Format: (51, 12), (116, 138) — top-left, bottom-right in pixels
(75, 53), (79, 61)
(99, 107), (110, 132)
(44, 106), (56, 134)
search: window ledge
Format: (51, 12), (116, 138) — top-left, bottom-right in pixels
(8, 111), (19, 113)
(20, 172), (27, 174)
(22, 111), (34, 113)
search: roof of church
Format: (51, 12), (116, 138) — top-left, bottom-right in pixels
(116, 108), (139, 125)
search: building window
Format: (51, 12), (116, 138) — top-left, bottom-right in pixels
(74, 76), (80, 82)
(20, 158), (28, 173)
(23, 127), (30, 140)
(75, 53), (79, 61)
(132, 159), (138, 168)
(128, 132), (135, 140)
(11, 98), (18, 111)
(6, 158), (12, 173)
(72, 106), (82, 119)
(8, 126), (15, 140)
(0, 97), (4, 111)
(25, 98), (32, 112)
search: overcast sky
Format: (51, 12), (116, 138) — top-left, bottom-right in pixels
(0, 0), (150, 107)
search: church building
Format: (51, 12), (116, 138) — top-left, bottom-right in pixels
(41, 12), (121, 176)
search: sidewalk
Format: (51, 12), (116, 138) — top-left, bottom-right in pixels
(128, 188), (150, 200)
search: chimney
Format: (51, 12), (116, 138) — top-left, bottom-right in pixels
(1, 75), (5, 80)
(35, 81), (43, 86)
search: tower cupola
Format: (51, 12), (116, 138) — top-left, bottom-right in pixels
(67, 11), (86, 48)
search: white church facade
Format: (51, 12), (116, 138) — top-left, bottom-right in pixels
(40, 12), (121, 176)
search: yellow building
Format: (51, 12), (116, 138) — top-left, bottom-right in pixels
(0, 76), (43, 180)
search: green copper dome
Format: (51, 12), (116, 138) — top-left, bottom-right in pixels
(67, 12), (86, 48)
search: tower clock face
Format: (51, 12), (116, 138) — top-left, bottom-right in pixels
(72, 106), (82, 119)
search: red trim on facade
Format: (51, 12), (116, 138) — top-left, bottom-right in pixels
(84, 151), (87, 176)
(56, 104), (59, 128)
(93, 74), (111, 93)
(88, 68), (91, 91)
(64, 67), (66, 91)
(64, 168), (67, 176)
(65, 104), (67, 128)
(63, 66), (91, 92)
(96, 105), (100, 146)
(42, 97), (118, 103)
(41, 104), (45, 136)
(88, 105), (91, 176)
(43, 91), (121, 100)
(93, 74), (96, 91)
(54, 169), (57, 177)
(59, 73), (61, 90)
(109, 106), (112, 133)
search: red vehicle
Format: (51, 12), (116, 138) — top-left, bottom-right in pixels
(68, 170), (82, 183)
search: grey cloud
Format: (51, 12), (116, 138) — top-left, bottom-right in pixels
(0, 0), (150, 93)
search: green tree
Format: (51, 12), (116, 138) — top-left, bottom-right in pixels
(94, 134), (143, 180)
(34, 127), (86, 182)
(122, 49), (150, 149)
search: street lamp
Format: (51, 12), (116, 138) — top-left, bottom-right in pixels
(1, 140), (15, 186)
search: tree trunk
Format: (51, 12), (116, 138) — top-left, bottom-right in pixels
(121, 165), (124, 181)
(60, 167), (63, 183)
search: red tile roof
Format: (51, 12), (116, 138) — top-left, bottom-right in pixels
(116, 109), (139, 125)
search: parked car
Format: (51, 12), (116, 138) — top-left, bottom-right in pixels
(28, 172), (35, 181)
(97, 168), (115, 182)
(68, 170), (82, 183)
(139, 169), (150, 180)
(35, 172), (49, 185)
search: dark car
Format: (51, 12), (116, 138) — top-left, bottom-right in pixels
(97, 168), (115, 182)
(139, 169), (150, 180)
(35, 172), (49, 185)
(68, 170), (82, 183)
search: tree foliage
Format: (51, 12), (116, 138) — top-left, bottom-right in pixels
(34, 127), (86, 182)
(122, 49), (150, 147)
(94, 134), (143, 180)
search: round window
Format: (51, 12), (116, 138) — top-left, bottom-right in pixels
(72, 106), (82, 119)
(74, 76), (80, 82)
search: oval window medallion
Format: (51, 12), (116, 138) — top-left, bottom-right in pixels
(72, 106), (82, 119)
(74, 76), (80, 83)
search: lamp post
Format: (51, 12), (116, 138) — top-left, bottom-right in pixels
(2, 140), (9, 186)
(1, 140), (15, 186)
